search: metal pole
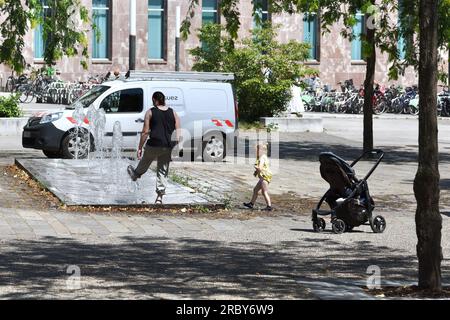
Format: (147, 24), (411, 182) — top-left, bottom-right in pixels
(175, 6), (181, 71)
(129, 0), (136, 70)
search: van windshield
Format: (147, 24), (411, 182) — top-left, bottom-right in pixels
(66, 85), (110, 109)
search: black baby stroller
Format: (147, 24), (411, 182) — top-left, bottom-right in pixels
(312, 149), (386, 234)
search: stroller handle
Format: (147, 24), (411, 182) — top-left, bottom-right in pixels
(350, 149), (384, 181)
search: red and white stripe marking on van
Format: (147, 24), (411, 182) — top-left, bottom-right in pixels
(212, 119), (234, 128)
(67, 117), (90, 125)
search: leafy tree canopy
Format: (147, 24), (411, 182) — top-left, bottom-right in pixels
(0, 0), (91, 73)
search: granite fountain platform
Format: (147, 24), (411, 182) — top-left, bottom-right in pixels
(15, 158), (220, 208)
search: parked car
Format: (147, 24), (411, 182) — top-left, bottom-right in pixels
(22, 71), (238, 162)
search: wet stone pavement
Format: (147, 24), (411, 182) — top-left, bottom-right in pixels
(15, 158), (212, 206)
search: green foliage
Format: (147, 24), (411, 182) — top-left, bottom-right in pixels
(0, 0), (30, 72)
(266, 122), (279, 133)
(0, 0), (91, 72)
(180, 0), (200, 41)
(238, 121), (266, 130)
(191, 24), (315, 122)
(169, 172), (192, 188)
(189, 23), (234, 72)
(0, 94), (23, 118)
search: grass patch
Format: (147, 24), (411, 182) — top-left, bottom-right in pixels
(169, 172), (192, 188)
(238, 121), (266, 130)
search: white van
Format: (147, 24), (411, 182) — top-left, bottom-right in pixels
(22, 71), (238, 162)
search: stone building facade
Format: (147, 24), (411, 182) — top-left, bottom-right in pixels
(0, 0), (427, 89)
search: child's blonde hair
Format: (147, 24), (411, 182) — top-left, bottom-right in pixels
(256, 142), (268, 156)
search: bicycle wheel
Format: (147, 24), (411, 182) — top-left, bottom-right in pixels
(5, 77), (15, 92)
(373, 98), (387, 114)
(410, 105), (419, 115)
(25, 90), (35, 103)
(17, 86), (29, 103)
(355, 104), (363, 114)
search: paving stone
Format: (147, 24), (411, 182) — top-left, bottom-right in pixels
(138, 223), (169, 236)
(61, 223), (93, 235)
(0, 225), (15, 235)
(46, 220), (71, 236)
(31, 226), (58, 237)
(7, 223), (33, 234)
(94, 218), (130, 234)
(116, 217), (147, 235)
(15, 209), (45, 221)
(203, 219), (235, 231)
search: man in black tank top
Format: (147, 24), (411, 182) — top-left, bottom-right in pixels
(127, 91), (181, 204)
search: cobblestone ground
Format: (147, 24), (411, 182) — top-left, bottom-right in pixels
(0, 132), (449, 299)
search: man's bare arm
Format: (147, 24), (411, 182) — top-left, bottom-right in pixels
(138, 110), (152, 151)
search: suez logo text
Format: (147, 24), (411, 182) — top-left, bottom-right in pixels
(166, 96), (178, 101)
(176, 304), (274, 317)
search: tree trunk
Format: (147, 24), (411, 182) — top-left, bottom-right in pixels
(414, 0), (442, 291)
(363, 15), (375, 153)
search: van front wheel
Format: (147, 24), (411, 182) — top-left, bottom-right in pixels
(202, 133), (226, 162)
(61, 130), (92, 159)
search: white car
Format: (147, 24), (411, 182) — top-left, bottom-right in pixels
(22, 71), (238, 162)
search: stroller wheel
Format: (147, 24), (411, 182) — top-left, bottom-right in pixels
(345, 225), (354, 232)
(371, 216), (386, 233)
(313, 218), (326, 232)
(332, 219), (346, 234)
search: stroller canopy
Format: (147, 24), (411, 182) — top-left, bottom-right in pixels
(319, 152), (357, 196)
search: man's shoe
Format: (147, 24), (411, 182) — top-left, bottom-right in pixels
(243, 202), (254, 209)
(127, 165), (138, 181)
(262, 206), (273, 211)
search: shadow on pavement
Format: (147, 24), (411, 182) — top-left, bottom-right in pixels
(276, 141), (423, 164)
(233, 135), (429, 164)
(440, 179), (450, 190)
(0, 235), (444, 299)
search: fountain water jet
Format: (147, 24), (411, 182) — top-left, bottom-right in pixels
(95, 108), (106, 161)
(71, 102), (86, 160)
(86, 105), (97, 166)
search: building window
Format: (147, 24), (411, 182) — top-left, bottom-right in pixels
(253, 0), (270, 28)
(34, 0), (50, 59)
(398, 35), (406, 60)
(303, 13), (320, 60)
(397, 0), (406, 60)
(148, 0), (165, 60)
(92, 0), (111, 59)
(202, 0), (219, 25)
(351, 12), (365, 60)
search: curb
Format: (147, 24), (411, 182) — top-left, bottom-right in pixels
(0, 117), (28, 136)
